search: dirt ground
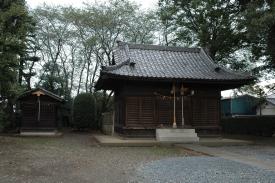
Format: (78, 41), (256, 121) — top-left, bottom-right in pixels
(0, 133), (197, 183)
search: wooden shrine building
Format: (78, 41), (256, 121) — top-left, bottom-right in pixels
(17, 88), (63, 131)
(95, 42), (254, 136)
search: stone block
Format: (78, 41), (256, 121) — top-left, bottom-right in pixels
(156, 128), (199, 143)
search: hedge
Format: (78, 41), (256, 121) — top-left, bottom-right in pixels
(72, 93), (96, 129)
(221, 116), (275, 137)
(0, 109), (8, 132)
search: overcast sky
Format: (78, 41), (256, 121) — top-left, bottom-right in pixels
(26, 0), (158, 9)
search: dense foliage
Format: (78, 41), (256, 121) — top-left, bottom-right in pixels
(72, 93), (96, 129)
(72, 92), (113, 130)
(0, 0), (35, 131)
(159, 0), (245, 63)
(0, 109), (8, 131)
(240, 0), (275, 70)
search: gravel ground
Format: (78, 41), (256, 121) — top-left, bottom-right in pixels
(0, 133), (194, 183)
(2, 134), (275, 183)
(214, 145), (275, 162)
(132, 157), (275, 183)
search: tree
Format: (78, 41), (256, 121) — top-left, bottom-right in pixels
(157, 5), (178, 46)
(124, 11), (159, 44)
(158, 0), (247, 64)
(0, 0), (34, 129)
(239, 0), (275, 71)
(18, 25), (40, 89)
(33, 0), (158, 96)
(33, 5), (77, 100)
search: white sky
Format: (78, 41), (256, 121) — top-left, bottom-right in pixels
(26, 0), (158, 9)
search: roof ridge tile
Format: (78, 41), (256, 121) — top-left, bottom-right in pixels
(117, 41), (200, 53)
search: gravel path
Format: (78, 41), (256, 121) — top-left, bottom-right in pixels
(0, 133), (193, 183)
(132, 157), (275, 183)
(214, 145), (275, 162)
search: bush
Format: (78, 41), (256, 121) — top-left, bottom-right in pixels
(72, 93), (96, 129)
(0, 109), (8, 132)
(93, 91), (114, 126)
(221, 116), (275, 137)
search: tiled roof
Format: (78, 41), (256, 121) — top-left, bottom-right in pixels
(100, 42), (254, 82)
(267, 98), (275, 106)
(267, 94), (275, 98)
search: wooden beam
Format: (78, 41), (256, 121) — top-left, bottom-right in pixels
(32, 90), (45, 97)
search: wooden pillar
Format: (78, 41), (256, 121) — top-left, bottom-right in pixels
(172, 83), (177, 128)
(32, 90), (45, 124)
(37, 95), (41, 122)
(180, 84), (185, 127)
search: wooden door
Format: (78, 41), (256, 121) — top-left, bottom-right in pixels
(21, 102), (56, 129)
(125, 97), (139, 127)
(156, 98), (172, 127)
(140, 97), (154, 126)
(21, 102), (38, 128)
(39, 103), (56, 128)
(176, 97), (192, 127)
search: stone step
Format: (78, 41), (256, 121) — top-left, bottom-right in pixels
(156, 128), (199, 143)
(157, 134), (198, 138)
(157, 137), (200, 143)
(157, 128), (196, 133)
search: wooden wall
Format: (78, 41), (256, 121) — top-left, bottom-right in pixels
(114, 82), (221, 135)
(19, 95), (58, 129)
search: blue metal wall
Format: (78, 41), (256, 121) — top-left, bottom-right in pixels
(221, 95), (258, 116)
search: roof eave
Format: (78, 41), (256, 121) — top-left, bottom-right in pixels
(17, 87), (64, 102)
(95, 72), (255, 90)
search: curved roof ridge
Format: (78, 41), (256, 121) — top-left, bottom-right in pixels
(102, 58), (130, 71)
(117, 41), (200, 53)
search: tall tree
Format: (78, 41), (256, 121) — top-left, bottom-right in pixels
(233, 1), (275, 96)
(33, 5), (76, 99)
(158, 0), (247, 64)
(124, 11), (158, 44)
(240, 0), (275, 70)
(33, 0), (158, 97)
(0, 0), (34, 128)
(18, 22), (40, 89)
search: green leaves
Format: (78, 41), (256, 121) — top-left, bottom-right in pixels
(159, 0), (245, 64)
(0, 0), (35, 129)
(72, 93), (96, 129)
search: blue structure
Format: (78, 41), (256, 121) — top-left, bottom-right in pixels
(221, 94), (259, 116)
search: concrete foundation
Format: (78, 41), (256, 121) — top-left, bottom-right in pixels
(156, 128), (199, 143)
